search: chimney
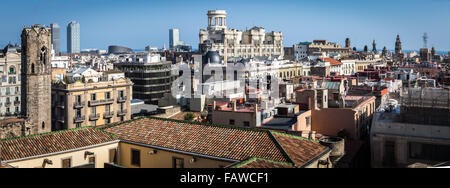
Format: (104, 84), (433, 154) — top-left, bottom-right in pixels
(254, 103), (259, 112)
(339, 95), (346, 108)
(213, 101), (217, 111)
(232, 100), (237, 112)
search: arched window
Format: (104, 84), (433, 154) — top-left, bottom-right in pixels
(40, 47), (47, 65)
(31, 64), (35, 74)
(42, 122), (45, 129)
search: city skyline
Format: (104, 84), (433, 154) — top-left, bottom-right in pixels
(1, 0), (449, 52)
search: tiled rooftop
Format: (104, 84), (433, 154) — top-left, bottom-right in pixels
(104, 117), (330, 167)
(232, 157), (294, 168)
(0, 128), (117, 161)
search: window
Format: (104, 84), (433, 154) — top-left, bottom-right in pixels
(89, 156), (96, 165)
(172, 157), (184, 168)
(306, 117), (311, 126)
(62, 158), (71, 168)
(243, 121), (250, 127)
(229, 119), (235, 125)
(105, 92), (111, 99)
(409, 142), (450, 162)
(131, 149), (141, 167)
(91, 107), (96, 116)
(383, 141), (396, 167)
(91, 93), (96, 101)
(109, 148), (118, 164)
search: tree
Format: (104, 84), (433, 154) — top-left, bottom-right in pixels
(184, 112), (195, 121)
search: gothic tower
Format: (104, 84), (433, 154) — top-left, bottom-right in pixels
(382, 46), (388, 57)
(21, 24), (52, 134)
(395, 35), (402, 54)
(345, 38), (351, 49)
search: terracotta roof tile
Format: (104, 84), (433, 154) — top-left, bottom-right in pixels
(272, 132), (329, 167)
(319, 57), (343, 66)
(0, 128), (117, 161)
(104, 118), (330, 167)
(105, 118), (289, 162)
(233, 158), (294, 168)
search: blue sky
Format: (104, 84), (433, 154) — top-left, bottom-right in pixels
(1, 0), (449, 52)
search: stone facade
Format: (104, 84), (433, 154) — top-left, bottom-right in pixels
(0, 118), (26, 139)
(0, 47), (22, 118)
(21, 25), (52, 134)
(199, 10), (284, 63)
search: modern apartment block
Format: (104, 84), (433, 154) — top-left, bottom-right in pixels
(50, 23), (60, 54)
(51, 77), (133, 130)
(114, 53), (174, 105)
(0, 45), (21, 118)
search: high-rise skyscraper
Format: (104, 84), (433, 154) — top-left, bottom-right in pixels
(169, 28), (180, 50)
(50, 23), (60, 54)
(67, 21), (80, 53)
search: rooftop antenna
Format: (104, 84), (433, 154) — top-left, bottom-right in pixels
(423, 33), (428, 49)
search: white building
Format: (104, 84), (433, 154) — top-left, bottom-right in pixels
(51, 55), (70, 69)
(341, 59), (356, 76)
(294, 42), (310, 61)
(199, 10), (283, 63)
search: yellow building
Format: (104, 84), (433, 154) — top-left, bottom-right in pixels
(1, 117), (333, 168)
(51, 77), (133, 130)
(104, 117), (332, 168)
(0, 127), (119, 168)
(277, 62), (303, 80)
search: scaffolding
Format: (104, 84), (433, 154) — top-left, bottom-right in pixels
(401, 88), (450, 126)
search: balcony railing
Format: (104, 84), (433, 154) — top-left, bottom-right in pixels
(74, 116), (85, 123)
(117, 109), (127, 116)
(117, 96), (127, 103)
(14, 101), (20, 106)
(56, 102), (65, 109)
(103, 111), (114, 118)
(89, 113), (100, 121)
(89, 98), (114, 106)
(74, 101), (85, 109)
(5, 101), (11, 106)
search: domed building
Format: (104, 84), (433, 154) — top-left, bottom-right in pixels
(202, 47), (222, 65)
(201, 47), (224, 83)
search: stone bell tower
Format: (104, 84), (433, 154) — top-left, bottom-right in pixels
(21, 24), (52, 134)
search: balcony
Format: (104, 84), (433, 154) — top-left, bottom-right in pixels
(14, 101), (20, 106)
(5, 101), (11, 107)
(74, 116), (85, 123)
(89, 113), (100, 121)
(56, 102), (65, 109)
(89, 99), (114, 107)
(103, 111), (114, 119)
(117, 96), (127, 103)
(74, 101), (85, 109)
(117, 109), (127, 116)
(57, 117), (65, 124)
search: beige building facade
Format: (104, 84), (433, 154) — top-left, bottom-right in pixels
(199, 10), (284, 63)
(51, 77), (133, 130)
